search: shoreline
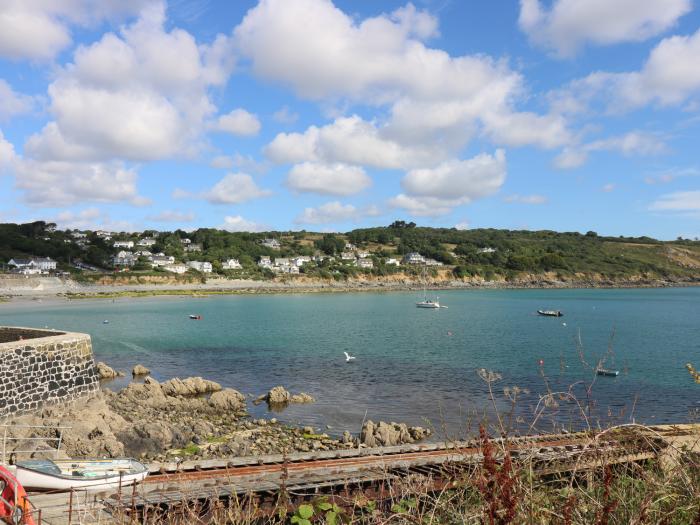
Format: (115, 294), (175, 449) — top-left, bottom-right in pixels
(1, 275), (699, 305)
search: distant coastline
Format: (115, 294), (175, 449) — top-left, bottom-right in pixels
(1, 274), (698, 304)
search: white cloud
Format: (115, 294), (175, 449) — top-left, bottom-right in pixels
(209, 153), (268, 174)
(295, 201), (359, 224)
(212, 108), (261, 136)
(455, 221), (470, 230)
(220, 215), (267, 232)
(203, 173), (272, 204)
(14, 160), (143, 206)
(553, 131), (666, 169)
(272, 105), (299, 124)
(504, 194), (548, 204)
(210, 155), (235, 169)
(649, 191), (700, 212)
(602, 183), (616, 193)
(644, 167), (699, 185)
(0, 80), (34, 121)
(0, 0), (158, 61)
(0, 129), (16, 170)
(147, 210), (195, 222)
(287, 162), (371, 196)
(519, 0), (691, 58)
(52, 207), (136, 231)
(244, 0), (568, 170)
(553, 28), (700, 115)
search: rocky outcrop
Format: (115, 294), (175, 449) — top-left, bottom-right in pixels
(360, 420), (431, 447)
(209, 388), (246, 411)
(258, 386), (316, 407)
(161, 377), (222, 396)
(132, 364), (150, 376)
(96, 362), (124, 380)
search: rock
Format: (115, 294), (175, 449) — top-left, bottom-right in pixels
(267, 386), (291, 405)
(360, 420), (431, 447)
(269, 418), (277, 424)
(132, 364), (151, 376)
(289, 392), (315, 404)
(341, 431), (353, 444)
(161, 377), (222, 396)
(96, 362), (124, 380)
(208, 388), (246, 412)
(303, 426), (314, 434)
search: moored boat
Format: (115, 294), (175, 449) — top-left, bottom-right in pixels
(596, 368), (620, 377)
(14, 458), (147, 491)
(416, 299), (441, 309)
(189, 314), (202, 320)
(537, 309), (563, 317)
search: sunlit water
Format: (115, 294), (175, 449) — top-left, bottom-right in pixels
(2, 288), (699, 438)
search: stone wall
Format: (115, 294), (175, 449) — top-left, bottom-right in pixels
(0, 327), (99, 419)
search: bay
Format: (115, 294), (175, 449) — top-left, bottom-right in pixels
(1, 287), (699, 437)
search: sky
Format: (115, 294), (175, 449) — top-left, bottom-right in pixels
(0, 0), (699, 239)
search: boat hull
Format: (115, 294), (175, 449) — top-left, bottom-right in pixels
(416, 302), (440, 308)
(14, 459), (148, 491)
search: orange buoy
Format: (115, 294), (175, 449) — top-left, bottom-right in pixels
(0, 465), (36, 525)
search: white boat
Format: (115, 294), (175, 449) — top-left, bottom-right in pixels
(14, 458), (148, 491)
(416, 298), (441, 308)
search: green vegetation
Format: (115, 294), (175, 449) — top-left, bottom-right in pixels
(2, 220), (700, 284)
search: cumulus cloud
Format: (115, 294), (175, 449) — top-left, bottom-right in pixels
(0, 0), (158, 61)
(212, 108), (261, 136)
(0, 80), (35, 121)
(220, 215), (267, 232)
(147, 210), (195, 222)
(273, 105), (299, 124)
(552, 28), (700, 116)
(287, 162), (371, 196)
(649, 191), (700, 212)
(389, 150), (506, 216)
(203, 173), (272, 204)
(0, 129), (16, 169)
(519, 0), (691, 58)
(455, 221), (470, 230)
(245, 0), (569, 177)
(14, 160), (144, 207)
(295, 201), (360, 224)
(504, 194), (548, 204)
(553, 131), (666, 169)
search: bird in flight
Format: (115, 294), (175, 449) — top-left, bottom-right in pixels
(344, 351), (356, 362)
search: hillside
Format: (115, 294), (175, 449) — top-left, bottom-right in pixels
(1, 221), (699, 286)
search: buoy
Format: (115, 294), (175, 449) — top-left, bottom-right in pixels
(0, 465), (36, 525)
(538, 359), (544, 366)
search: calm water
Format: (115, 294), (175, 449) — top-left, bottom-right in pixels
(1, 288), (699, 437)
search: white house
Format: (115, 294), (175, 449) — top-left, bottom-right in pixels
(424, 258), (444, 267)
(185, 243), (202, 253)
(477, 247), (497, 254)
(137, 237), (157, 247)
(262, 238), (281, 250)
(385, 258), (401, 266)
(340, 251), (356, 261)
(33, 257), (57, 271)
(112, 251), (136, 267)
(151, 255), (175, 267)
(8, 257), (57, 272)
(114, 240), (134, 249)
(357, 258), (374, 269)
(163, 263), (188, 274)
(356, 251), (370, 259)
(222, 258), (242, 270)
(402, 252), (425, 265)
(71, 232), (87, 239)
(258, 256), (273, 269)
(187, 261), (212, 273)
(180, 238), (192, 245)
(345, 242), (356, 251)
(292, 256), (311, 267)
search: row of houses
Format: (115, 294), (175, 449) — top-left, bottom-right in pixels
(6, 257), (57, 274)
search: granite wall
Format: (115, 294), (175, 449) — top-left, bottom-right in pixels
(0, 327), (99, 418)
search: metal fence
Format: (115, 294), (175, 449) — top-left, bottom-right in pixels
(1, 425), (71, 465)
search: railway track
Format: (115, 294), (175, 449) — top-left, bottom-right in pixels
(27, 424), (700, 524)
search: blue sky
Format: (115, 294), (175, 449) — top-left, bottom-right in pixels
(0, 0), (699, 239)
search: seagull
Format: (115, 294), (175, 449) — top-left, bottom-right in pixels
(344, 352), (356, 362)
(562, 322), (567, 327)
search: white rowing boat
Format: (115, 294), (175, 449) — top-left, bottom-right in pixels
(14, 458), (148, 491)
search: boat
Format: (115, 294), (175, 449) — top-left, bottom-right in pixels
(416, 264), (444, 309)
(14, 458), (148, 491)
(537, 310), (563, 317)
(189, 314), (202, 320)
(596, 368), (620, 377)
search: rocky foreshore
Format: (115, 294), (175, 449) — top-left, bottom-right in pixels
(3, 371), (431, 463)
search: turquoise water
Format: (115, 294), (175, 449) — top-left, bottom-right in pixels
(1, 288), (699, 437)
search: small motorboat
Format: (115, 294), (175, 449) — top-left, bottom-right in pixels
(537, 310), (563, 317)
(416, 299), (441, 309)
(14, 458), (148, 491)
(189, 314), (202, 320)
(596, 368), (620, 377)
(102, 319), (109, 324)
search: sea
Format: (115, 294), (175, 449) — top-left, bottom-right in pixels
(2, 287), (699, 438)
